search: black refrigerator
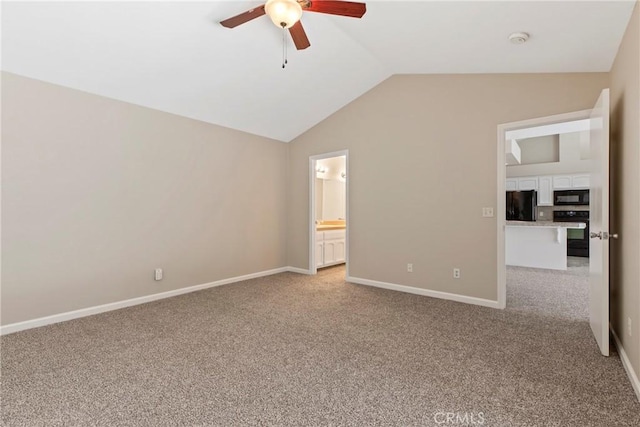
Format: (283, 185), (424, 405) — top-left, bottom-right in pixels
(506, 190), (537, 221)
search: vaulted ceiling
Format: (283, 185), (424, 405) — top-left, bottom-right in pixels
(2, 1), (636, 142)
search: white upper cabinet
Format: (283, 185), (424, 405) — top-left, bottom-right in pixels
(571, 174), (590, 189)
(518, 176), (539, 191)
(553, 175), (573, 189)
(537, 176), (553, 206)
(508, 174), (590, 206)
(506, 176), (539, 192)
(553, 174), (590, 189)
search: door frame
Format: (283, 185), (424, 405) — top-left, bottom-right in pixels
(309, 150), (349, 275)
(496, 109), (592, 309)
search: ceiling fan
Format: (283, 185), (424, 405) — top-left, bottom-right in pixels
(220, 0), (367, 50)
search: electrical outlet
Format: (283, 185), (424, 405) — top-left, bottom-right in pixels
(482, 207), (494, 218)
(155, 268), (163, 281)
(407, 263), (413, 273)
(628, 317), (632, 337)
(453, 268), (461, 279)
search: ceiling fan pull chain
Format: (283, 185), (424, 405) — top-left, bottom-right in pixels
(281, 26), (288, 69)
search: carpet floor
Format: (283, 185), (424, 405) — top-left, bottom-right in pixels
(1, 263), (639, 426)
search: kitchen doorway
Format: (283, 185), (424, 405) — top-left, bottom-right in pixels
(309, 150), (349, 276)
(497, 90), (613, 357)
(497, 109), (593, 309)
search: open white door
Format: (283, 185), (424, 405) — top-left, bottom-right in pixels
(589, 89), (610, 357)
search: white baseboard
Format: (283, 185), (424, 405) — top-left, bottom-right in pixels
(286, 266), (312, 275)
(1, 268), (497, 336)
(612, 328), (640, 402)
(346, 276), (501, 309)
(0, 266), (292, 336)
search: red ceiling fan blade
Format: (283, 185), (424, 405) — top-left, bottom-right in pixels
(304, 1), (366, 18)
(220, 5), (266, 28)
(289, 21), (311, 50)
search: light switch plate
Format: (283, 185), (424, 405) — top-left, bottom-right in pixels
(482, 207), (494, 217)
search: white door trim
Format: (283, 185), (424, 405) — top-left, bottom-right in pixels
(309, 150), (349, 276)
(588, 89), (611, 356)
(496, 109), (592, 309)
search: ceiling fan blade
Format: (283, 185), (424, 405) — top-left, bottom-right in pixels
(304, 1), (366, 18)
(289, 21), (311, 50)
(220, 5), (266, 28)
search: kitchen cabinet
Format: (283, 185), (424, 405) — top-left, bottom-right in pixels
(506, 225), (567, 270)
(508, 174), (590, 206)
(506, 177), (538, 191)
(316, 229), (346, 268)
(537, 176), (553, 206)
(507, 176), (545, 205)
(505, 223), (586, 271)
(571, 174), (590, 189)
(517, 176), (538, 191)
(553, 174), (590, 190)
(553, 175), (572, 189)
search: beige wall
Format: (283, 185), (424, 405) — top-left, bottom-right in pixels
(507, 131), (592, 177)
(507, 132), (592, 177)
(1, 72), (288, 325)
(288, 73), (608, 301)
(610, 2), (640, 378)
(518, 135), (560, 164)
(1, 58), (632, 355)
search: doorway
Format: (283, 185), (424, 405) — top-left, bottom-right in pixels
(497, 109), (593, 309)
(502, 115), (593, 321)
(309, 150), (349, 276)
(497, 88), (612, 357)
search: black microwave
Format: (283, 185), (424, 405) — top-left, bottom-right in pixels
(554, 189), (589, 206)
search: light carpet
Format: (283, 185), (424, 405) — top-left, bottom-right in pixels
(1, 263), (639, 426)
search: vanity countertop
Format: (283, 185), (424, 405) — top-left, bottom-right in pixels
(317, 225), (346, 231)
(317, 220), (346, 231)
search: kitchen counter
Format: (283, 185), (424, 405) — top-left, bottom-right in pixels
(506, 221), (586, 229)
(505, 221), (586, 271)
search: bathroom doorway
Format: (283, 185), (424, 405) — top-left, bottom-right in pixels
(309, 150), (348, 276)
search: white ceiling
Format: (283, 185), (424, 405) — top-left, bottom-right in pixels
(2, 1), (636, 142)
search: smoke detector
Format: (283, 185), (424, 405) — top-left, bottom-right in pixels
(509, 32), (530, 44)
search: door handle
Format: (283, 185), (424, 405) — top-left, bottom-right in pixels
(590, 231), (619, 240)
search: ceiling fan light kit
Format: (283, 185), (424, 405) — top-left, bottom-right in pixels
(265, 0), (303, 29)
